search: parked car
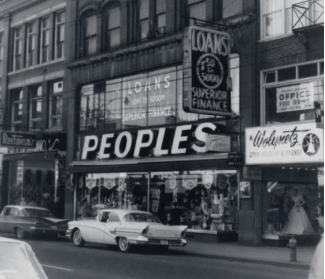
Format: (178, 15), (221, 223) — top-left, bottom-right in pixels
(0, 236), (48, 279)
(66, 209), (187, 252)
(0, 205), (70, 239)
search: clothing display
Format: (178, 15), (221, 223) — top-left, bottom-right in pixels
(282, 190), (316, 235)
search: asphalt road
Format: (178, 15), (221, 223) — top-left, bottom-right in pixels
(4, 237), (309, 279)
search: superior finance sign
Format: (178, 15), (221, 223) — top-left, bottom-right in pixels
(183, 26), (232, 116)
(245, 123), (324, 165)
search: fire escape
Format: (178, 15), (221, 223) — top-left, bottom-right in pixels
(292, 0), (324, 46)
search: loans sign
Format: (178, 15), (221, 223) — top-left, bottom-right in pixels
(183, 26), (232, 116)
(245, 123), (324, 165)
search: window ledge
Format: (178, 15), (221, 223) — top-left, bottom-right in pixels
(8, 58), (65, 76)
(258, 33), (294, 43)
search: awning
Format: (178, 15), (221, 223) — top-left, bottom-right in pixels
(69, 153), (231, 173)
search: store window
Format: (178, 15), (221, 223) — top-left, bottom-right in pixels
(49, 80), (63, 129)
(11, 89), (23, 131)
(25, 22), (36, 67)
(264, 183), (318, 237)
(185, 0), (206, 26)
(104, 5), (121, 51)
(40, 17), (50, 63)
(262, 61), (324, 125)
(81, 11), (97, 57)
(76, 170), (239, 232)
(54, 11), (65, 59)
(13, 27), (22, 71)
(29, 85), (42, 131)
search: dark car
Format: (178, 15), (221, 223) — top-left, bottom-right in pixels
(0, 205), (70, 239)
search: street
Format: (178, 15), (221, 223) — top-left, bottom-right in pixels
(9, 237), (309, 279)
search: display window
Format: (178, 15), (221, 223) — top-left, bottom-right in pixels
(76, 169), (239, 232)
(263, 183), (319, 236)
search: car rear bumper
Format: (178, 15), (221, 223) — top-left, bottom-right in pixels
(128, 236), (187, 247)
(30, 226), (66, 236)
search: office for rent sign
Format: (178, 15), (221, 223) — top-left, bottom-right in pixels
(183, 26), (232, 116)
(276, 82), (314, 113)
(245, 123), (323, 165)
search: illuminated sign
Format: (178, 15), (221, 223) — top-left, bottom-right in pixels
(183, 26), (232, 116)
(245, 123), (324, 165)
(80, 122), (229, 160)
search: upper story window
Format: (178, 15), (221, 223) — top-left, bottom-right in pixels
(137, 0), (150, 40)
(11, 89), (23, 129)
(49, 80), (63, 129)
(25, 22), (36, 67)
(155, 0), (166, 35)
(29, 85), (42, 131)
(261, 0), (303, 39)
(13, 27), (22, 71)
(104, 5), (121, 51)
(81, 12), (97, 57)
(262, 60), (324, 125)
(40, 17), (50, 63)
(186, 0), (206, 26)
(55, 11), (65, 59)
(0, 33), (3, 76)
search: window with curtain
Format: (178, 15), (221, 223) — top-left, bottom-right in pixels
(25, 22), (36, 67)
(104, 5), (121, 51)
(82, 12), (97, 56)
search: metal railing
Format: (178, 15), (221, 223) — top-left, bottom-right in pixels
(292, 0), (324, 31)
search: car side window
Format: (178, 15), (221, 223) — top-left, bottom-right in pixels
(101, 212), (110, 223)
(9, 208), (19, 217)
(107, 213), (120, 223)
(3, 208), (11, 216)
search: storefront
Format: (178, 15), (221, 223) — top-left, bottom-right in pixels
(244, 59), (324, 245)
(1, 132), (67, 218)
(69, 62), (241, 239)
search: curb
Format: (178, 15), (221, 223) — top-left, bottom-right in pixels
(170, 248), (310, 270)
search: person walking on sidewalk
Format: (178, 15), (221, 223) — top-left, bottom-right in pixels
(308, 203), (324, 279)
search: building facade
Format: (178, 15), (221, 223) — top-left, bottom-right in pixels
(0, 0), (323, 246)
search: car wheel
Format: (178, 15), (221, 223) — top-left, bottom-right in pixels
(73, 229), (85, 247)
(16, 227), (26, 239)
(118, 237), (132, 252)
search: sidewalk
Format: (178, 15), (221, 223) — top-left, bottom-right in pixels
(170, 239), (317, 270)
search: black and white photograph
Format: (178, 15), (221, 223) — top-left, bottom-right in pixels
(0, 0), (323, 278)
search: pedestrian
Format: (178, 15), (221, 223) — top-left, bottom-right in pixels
(168, 202), (182, 225)
(82, 201), (93, 218)
(308, 203), (324, 279)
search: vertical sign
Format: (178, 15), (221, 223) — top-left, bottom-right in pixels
(17, 161), (24, 197)
(183, 26), (232, 116)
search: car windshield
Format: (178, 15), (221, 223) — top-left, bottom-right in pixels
(122, 213), (161, 223)
(21, 209), (53, 218)
(0, 242), (47, 279)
